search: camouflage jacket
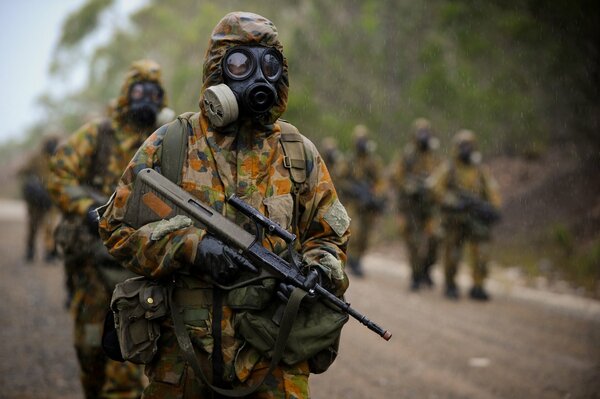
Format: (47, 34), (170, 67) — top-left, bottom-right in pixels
(98, 12), (350, 382)
(48, 121), (150, 215)
(391, 143), (442, 197)
(429, 159), (502, 210)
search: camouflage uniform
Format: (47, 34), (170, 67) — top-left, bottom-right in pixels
(337, 125), (385, 277)
(48, 59), (170, 398)
(390, 118), (442, 289)
(99, 12), (349, 399)
(18, 136), (60, 262)
(429, 130), (501, 300)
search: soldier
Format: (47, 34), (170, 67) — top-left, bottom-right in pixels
(320, 136), (344, 184)
(99, 12), (350, 398)
(48, 59), (172, 398)
(391, 118), (442, 290)
(429, 130), (502, 300)
(18, 135), (60, 262)
(337, 124), (386, 277)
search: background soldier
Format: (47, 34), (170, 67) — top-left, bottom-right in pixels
(338, 124), (386, 277)
(391, 118), (442, 290)
(320, 136), (345, 185)
(429, 130), (502, 300)
(48, 59), (172, 398)
(18, 135), (60, 263)
(99, 12), (350, 398)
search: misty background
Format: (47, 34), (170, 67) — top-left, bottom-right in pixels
(0, 0), (598, 292)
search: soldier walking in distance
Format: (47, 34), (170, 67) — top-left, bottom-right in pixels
(337, 124), (386, 277)
(391, 118), (442, 290)
(429, 130), (501, 300)
(49, 59), (172, 398)
(18, 135), (61, 263)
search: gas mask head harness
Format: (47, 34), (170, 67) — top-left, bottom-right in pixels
(203, 45), (283, 127)
(127, 81), (164, 128)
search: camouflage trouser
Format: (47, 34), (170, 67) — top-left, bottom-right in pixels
(70, 259), (145, 399)
(442, 226), (490, 289)
(142, 329), (310, 399)
(403, 210), (438, 282)
(346, 203), (377, 261)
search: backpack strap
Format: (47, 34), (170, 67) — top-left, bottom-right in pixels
(90, 118), (115, 189)
(278, 120), (308, 239)
(160, 112), (195, 185)
(278, 120), (307, 185)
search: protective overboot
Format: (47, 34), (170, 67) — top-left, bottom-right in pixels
(445, 283), (459, 300)
(469, 286), (490, 301)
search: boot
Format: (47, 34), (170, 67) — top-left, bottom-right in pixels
(445, 283), (459, 300)
(469, 286), (490, 301)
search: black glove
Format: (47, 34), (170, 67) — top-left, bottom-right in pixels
(86, 204), (101, 236)
(276, 268), (324, 302)
(195, 235), (256, 284)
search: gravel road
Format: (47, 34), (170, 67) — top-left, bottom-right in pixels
(1, 200), (598, 399)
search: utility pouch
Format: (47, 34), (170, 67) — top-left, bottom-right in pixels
(235, 293), (349, 374)
(54, 215), (90, 262)
(109, 276), (168, 364)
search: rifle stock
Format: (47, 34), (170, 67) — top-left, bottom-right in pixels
(125, 168), (392, 341)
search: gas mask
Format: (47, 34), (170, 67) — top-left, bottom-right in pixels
(203, 45), (283, 127)
(127, 81), (164, 128)
(457, 141), (480, 164)
(415, 129), (439, 152)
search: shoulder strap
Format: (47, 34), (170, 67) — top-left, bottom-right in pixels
(160, 112), (195, 185)
(278, 120), (307, 185)
(90, 118), (115, 186)
(278, 120), (308, 239)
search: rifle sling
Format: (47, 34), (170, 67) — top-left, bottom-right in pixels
(170, 284), (307, 397)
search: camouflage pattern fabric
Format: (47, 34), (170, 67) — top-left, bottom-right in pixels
(48, 59), (168, 399)
(390, 135), (443, 286)
(428, 133), (501, 291)
(99, 12), (349, 399)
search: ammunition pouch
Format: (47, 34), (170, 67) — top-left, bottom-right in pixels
(108, 276), (168, 364)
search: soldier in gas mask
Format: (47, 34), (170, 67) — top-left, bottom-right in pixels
(429, 130), (502, 300)
(48, 59), (173, 398)
(391, 118), (443, 290)
(99, 12), (350, 399)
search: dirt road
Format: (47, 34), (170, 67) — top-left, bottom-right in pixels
(1, 200), (598, 399)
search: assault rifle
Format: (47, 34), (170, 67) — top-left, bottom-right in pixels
(345, 181), (386, 212)
(124, 168), (392, 341)
(443, 191), (501, 225)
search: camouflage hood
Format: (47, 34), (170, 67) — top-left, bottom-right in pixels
(200, 12), (289, 127)
(114, 59), (168, 125)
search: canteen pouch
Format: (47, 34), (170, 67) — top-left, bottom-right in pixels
(110, 276), (168, 364)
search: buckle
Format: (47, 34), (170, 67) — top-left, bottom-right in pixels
(283, 156), (291, 168)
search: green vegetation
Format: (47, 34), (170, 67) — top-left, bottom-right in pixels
(1, 0), (597, 293)
(4, 0), (597, 160)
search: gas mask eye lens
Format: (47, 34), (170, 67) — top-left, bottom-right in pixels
(129, 83), (144, 100)
(225, 50), (253, 79)
(262, 51), (282, 81)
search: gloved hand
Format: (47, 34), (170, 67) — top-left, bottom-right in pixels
(276, 268), (325, 302)
(195, 235), (256, 284)
(86, 204), (101, 236)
